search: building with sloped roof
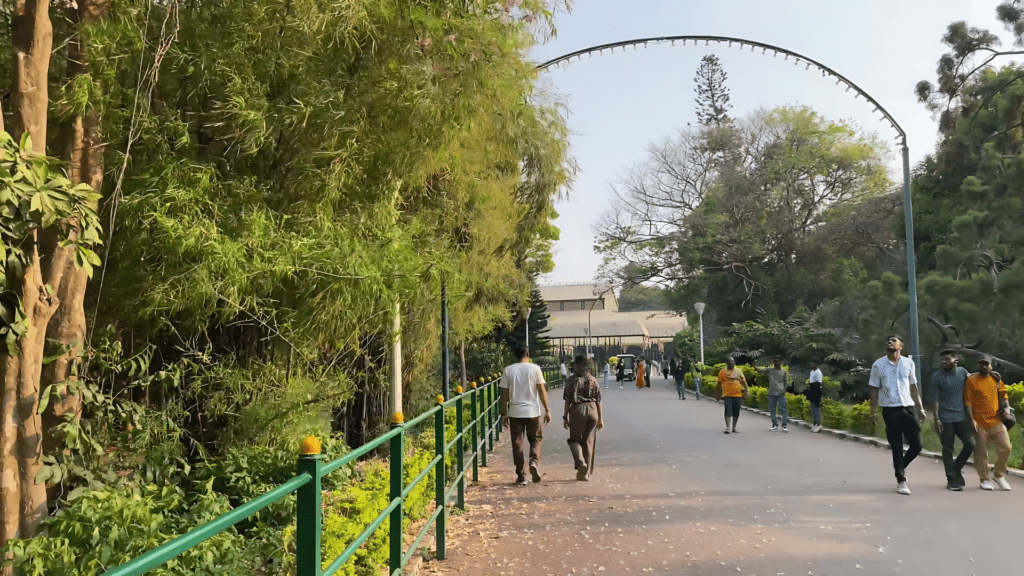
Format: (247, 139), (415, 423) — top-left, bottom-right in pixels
(538, 283), (687, 365)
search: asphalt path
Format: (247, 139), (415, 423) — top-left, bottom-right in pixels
(425, 375), (1019, 576)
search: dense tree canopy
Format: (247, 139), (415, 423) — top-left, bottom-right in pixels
(596, 105), (897, 325)
(1, 0), (574, 558)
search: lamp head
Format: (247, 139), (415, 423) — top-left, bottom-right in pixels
(694, 302), (705, 315)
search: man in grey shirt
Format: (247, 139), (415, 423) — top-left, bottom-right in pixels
(762, 357), (790, 432)
(924, 350), (974, 491)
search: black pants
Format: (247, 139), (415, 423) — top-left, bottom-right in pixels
(937, 419), (974, 483)
(882, 406), (922, 483)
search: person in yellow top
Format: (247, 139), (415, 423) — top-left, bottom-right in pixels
(717, 357), (748, 434)
(963, 356), (1013, 491)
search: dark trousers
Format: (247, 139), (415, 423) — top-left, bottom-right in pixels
(674, 377), (685, 399)
(937, 419), (975, 483)
(881, 406), (922, 483)
(508, 416), (543, 475)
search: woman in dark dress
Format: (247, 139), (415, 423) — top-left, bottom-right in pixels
(563, 356), (604, 480)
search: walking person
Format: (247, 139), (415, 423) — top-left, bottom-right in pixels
(563, 356), (604, 481)
(924, 350), (974, 491)
(717, 357), (748, 434)
(635, 357), (646, 389)
(616, 360), (625, 389)
(760, 357), (790, 432)
(964, 356), (1013, 491)
(558, 361), (568, 382)
(645, 357), (652, 387)
(499, 346), (552, 485)
(807, 357), (823, 432)
(602, 359), (611, 389)
(868, 335), (927, 495)
(674, 359), (688, 400)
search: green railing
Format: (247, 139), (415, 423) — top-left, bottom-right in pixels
(102, 369), (561, 576)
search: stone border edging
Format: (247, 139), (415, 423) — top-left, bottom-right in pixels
(683, 387), (1024, 479)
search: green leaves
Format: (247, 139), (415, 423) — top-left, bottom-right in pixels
(0, 130), (104, 339)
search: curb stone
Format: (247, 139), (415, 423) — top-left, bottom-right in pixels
(683, 387), (1024, 479)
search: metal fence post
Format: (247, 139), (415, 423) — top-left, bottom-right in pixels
(470, 385), (479, 481)
(486, 382), (495, 451)
(455, 391), (465, 509)
(296, 454), (325, 576)
(479, 385), (488, 467)
(389, 425), (404, 575)
(434, 403), (446, 560)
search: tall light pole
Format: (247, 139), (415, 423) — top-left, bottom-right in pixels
(524, 307), (532, 353)
(694, 302), (705, 366)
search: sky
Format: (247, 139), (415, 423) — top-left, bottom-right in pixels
(531, 0), (1006, 285)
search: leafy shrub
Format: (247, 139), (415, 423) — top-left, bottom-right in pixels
(3, 485), (258, 576)
(700, 375), (719, 397)
(746, 386), (768, 410)
(849, 401), (875, 435)
(533, 355), (558, 366)
(785, 393), (810, 421)
(822, 376), (842, 401)
(821, 398), (850, 430)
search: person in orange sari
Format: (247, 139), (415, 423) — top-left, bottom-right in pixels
(635, 358), (646, 389)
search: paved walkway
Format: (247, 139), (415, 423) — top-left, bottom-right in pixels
(420, 375), (1018, 576)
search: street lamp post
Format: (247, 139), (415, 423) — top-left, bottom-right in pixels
(694, 302), (705, 366)
(525, 307), (532, 353)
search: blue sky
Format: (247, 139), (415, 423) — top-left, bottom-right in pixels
(532, 0), (1004, 284)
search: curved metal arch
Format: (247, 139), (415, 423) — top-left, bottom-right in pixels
(537, 34), (923, 386)
(536, 35), (906, 144)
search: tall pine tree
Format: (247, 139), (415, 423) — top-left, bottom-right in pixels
(694, 54), (732, 127)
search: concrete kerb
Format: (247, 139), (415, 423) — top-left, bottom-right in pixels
(683, 387), (1024, 480)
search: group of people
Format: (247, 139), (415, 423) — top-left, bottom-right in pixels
(503, 334), (1016, 494)
(713, 355), (825, 434)
(893, 339), (1014, 494)
(503, 349), (603, 485)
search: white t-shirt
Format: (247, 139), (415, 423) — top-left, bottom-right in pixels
(500, 362), (547, 418)
(868, 355), (917, 407)
(809, 368), (823, 384)
(559, 363), (568, 377)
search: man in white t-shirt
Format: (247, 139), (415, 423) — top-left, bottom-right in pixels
(500, 346), (552, 485)
(869, 334), (927, 496)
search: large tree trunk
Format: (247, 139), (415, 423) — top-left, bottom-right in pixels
(41, 0), (110, 454)
(11, 0), (52, 152)
(1, 239), (66, 561)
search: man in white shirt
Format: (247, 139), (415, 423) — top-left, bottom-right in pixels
(868, 335), (927, 495)
(500, 346), (552, 485)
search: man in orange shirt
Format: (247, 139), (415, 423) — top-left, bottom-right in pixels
(964, 356), (1013, 491)
(717, 357), (748, 434)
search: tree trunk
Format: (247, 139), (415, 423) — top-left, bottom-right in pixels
(41, 0), (109, 454)
(1, 237), (65, 561)
(11, 0), (52, 152)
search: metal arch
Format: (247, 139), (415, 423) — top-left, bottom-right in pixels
(536, 34), (923, 387)
(535, 35), (906, 144)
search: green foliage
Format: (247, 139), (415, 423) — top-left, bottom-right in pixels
(598, 105), (895, 326)
(3, 485), (259, 576)
(820, 399), (850, 430)
(0, 131), (102, 353)
(848, 401), (875, 435)
(746, 386), (768, 410)
(671, 329), (700, 363)
(785, 393), (810, 421)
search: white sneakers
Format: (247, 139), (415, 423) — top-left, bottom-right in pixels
(994, 477), (1012, 491)
(896, 481), (911, 495)
(781, 426), (789, 433)
(810, 424), (822, 433)
(769, 426), (779, 432)
(980, 480), (995, 491)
